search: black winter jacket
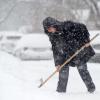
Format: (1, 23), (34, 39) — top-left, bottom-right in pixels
(43, 17), (95, 67)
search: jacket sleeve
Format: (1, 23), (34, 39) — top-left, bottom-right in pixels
(48, 35), (65, 67)
(52, 44), (65, 67)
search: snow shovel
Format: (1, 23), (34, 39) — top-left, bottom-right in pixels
(38, 33), (99, 88)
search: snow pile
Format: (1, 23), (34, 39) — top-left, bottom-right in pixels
(0, 51), (100, 100)
(13, 34), (52, 60)
(15, 34), (51, 49)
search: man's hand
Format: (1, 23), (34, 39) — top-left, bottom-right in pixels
(56, 65), (61, 72)
(85, 43), (90, 47)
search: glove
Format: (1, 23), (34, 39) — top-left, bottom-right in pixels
(56, 65), (61, 72)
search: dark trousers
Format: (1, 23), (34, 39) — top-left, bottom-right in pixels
(57, 63), (95, 92)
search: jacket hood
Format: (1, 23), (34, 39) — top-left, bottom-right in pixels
(43, 17), (63, 34)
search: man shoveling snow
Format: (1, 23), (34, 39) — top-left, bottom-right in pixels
(43, 17), (96, 93)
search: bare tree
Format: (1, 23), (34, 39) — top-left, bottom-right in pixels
(0, 1), (20, 24)
(84, 0), (100, 28)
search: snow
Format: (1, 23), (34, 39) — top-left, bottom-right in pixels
(0, 31), (23, 37)
(13, 34), (53, 60)
(0, 30), (100, 100)
(90, 31), (100, 45)
(15, 34), (51, 49)
(0, 50), (100, 100)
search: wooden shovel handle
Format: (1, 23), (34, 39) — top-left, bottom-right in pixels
(38, 33), (99, 88)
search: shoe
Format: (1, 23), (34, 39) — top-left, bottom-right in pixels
(88, 83), (96, 93)
(88, 87), (95, 93)
(56, 89), (66, 93)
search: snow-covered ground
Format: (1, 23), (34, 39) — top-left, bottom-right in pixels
(0, 50), (100, 100)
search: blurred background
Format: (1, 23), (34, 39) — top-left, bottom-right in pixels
(0, 0), (100, 32)
(0, 0), (100, 62)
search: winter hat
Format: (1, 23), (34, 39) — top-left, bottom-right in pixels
(43, 17), (62, 31)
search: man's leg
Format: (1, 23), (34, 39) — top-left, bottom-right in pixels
(77, 63), (96, 93)
(57, 65), (69, 93)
